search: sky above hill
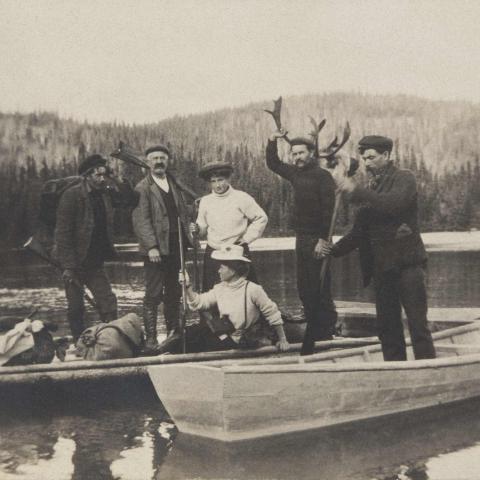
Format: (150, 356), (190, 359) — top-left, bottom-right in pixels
(1, 0), (479, 123)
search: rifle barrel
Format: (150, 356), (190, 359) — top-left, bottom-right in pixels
(23, 236), (98, 311)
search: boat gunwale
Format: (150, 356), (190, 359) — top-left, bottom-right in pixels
(161, 322), (480, 374)
(220, 351), (480, 374)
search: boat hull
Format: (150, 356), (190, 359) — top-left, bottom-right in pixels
(148, 323), (480, 442)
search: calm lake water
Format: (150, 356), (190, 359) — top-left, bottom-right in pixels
(1, 247), (480, 479)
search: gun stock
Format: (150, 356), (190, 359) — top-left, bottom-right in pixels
(23, 236), (98, 312)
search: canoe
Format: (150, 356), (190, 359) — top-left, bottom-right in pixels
(148, 321), (480, 442)
(0, 336), (378, 386)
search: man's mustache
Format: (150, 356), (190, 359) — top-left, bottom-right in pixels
(153, 162), (167, 169)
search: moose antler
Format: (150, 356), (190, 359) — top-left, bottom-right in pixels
(308, 116), (327, 158)
(317, 122), (351, 159)
(264, 96), (291, 144)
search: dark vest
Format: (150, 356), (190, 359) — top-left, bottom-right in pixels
(157, 181), (179, 232)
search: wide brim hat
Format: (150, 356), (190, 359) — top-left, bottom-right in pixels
(199, 161), (234, 180)
(211, 244), (251, 263)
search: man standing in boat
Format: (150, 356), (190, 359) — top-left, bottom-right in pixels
(190, 161), (268, 291)
(322, 135), (436, 361)
(54, 154), (138, 342)
(266, 130), (337, 353)
(132, 144), (195, 354)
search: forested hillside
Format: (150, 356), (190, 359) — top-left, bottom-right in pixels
(1, 92), (480, 248)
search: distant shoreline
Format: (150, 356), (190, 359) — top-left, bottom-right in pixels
(115, 231), (480, 253)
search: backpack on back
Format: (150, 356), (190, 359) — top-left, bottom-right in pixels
(38, 176), (83, 233)
(31, 176), (83, 255)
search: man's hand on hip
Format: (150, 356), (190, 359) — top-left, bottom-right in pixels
(148, 247), (162, 263)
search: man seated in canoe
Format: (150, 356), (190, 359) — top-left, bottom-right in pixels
(157, 244), (290, 353)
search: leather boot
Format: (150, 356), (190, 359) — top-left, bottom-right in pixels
(142, 302), (160, 355)
(155, 330), (183, 355)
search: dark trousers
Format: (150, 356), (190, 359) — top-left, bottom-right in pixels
(202, 244), (258, 292)
(64, 266), (117, 341)
(296, 234), (337, 340)
(163, 323), (238, 354)
(143, 234), (182, 332)
(374, 265), (436, 361)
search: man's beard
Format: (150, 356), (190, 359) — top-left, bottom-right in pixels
(295, 159), (311, 168)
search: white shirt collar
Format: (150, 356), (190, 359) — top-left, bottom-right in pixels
(152, 174), (169, 192)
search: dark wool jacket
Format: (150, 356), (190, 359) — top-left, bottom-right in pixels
(132, 174), (194, 256)
(54, 179), (138, 269)
(266, 140), (335, 238)
(332, 163), (427, 286)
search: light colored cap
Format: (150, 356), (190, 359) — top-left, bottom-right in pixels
(211, 244), (251, 263)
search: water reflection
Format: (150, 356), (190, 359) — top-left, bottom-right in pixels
(0, 404), (174, 480)
(2, 391), (480, 479)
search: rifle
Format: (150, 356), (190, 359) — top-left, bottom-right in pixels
(110, 141), (199, 201)
(177, 218), (187, 354)
(110, 141), (149, 169)
(23, 236), (98, 311)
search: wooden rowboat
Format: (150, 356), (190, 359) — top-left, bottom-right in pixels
(148, 322), (480, 442)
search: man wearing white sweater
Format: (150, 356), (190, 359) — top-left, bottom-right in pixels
(192, 162), (268, 291)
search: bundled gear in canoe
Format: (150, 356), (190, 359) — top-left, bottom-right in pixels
(0, 318), (59, 367)
(76, 313), (144, 361)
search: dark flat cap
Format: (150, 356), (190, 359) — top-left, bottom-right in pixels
(199, 161), (234, 180)
(358, 135), (393, 153)
(145, 144), (170, 157)
(289, 137), (315, 151)
(78, 154), (107, 175)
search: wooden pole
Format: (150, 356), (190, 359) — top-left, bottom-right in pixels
(319, 191), (343, 292)
(178, 218), (187, 354)
(301, 190), (342, 356)
(0, 337), (380, 385)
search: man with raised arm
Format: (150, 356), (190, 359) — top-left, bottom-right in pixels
(266, 130), (337, 353)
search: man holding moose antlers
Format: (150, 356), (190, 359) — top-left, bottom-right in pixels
(265, 98), (350, 355)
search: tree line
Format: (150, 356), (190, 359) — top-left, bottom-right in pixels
(1, 92), (480, 248)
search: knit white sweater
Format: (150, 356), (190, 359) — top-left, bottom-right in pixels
(196, 186), (268, 250)
(188, 277), (283, 343)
